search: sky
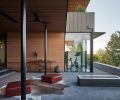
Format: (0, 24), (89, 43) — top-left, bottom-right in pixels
(86, 0), (120, 53)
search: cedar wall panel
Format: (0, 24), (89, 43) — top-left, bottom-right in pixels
(7, 32), (64, 72)
(7, 32), (21, 71)
(48, 33), (64, 71)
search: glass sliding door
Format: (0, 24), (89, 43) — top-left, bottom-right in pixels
(65, 33), (91, 72)
(0, 36), (6, 66)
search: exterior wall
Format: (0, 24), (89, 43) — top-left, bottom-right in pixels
(66, 12), (94, 33)
(7, 32), (64, 72)
(7, 32), (21, 71)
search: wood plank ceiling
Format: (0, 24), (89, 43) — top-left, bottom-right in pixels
(0, 0), (68, 33)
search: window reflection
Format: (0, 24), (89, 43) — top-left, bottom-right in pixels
(65, 33), (90, 72)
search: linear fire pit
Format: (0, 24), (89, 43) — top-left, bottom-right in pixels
(77, 75), (120, 87)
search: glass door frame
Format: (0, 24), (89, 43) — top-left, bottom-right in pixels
(0, 33), (7, 66)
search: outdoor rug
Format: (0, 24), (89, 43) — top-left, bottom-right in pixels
(0, 79), (69, 100)
(31, 79), (69, 95)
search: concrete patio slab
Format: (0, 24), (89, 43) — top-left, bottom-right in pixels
(0, 68), (120, 100)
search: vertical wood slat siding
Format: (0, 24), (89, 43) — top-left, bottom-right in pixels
(7, 32), (64, 72)
(66, 12), (94, 33)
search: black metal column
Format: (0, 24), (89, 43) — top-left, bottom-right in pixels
(44, 24), (48, 75)
(85, 51), (87, 70)
(21, 0), (26, 100)
(90, 30), (93, 73)
(84, 40), (87, 70)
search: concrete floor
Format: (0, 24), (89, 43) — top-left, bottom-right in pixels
(0, 68), (120, 100)
(42, 73), (120, 100)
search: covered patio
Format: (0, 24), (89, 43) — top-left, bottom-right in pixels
(0, 67), (120, 100)
(0, 0), (68, 72)
(1, 0), (120, 100)
(0, 0), (69, 99)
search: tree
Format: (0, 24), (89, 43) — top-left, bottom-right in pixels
(94, 49), (106, 63)
(69, 42), (83, 52)
(75, 5), (85, 12)
(76, 42), (83, 52)
(93, 54), (100, 61)
(105, 31), (120, 67)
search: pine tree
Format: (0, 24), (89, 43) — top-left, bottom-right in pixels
(105, 31), (120, 67)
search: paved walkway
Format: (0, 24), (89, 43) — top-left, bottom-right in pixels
(0, 68), (120, 100)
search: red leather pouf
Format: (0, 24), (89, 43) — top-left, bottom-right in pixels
(5, 80), (31, 97)
(41, 74), (62, 84)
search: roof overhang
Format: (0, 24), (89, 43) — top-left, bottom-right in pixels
(0, 0), (68, 33)
(93, 32), (106, 39)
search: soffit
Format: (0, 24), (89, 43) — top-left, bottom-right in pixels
(0, 0), (67, 33)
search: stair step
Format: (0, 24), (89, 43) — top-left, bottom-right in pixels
(0, 72), (15, 79)
(0, 67), (14, 78)
(0, 67), (5, 70)
(0, 69), (9, 73)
